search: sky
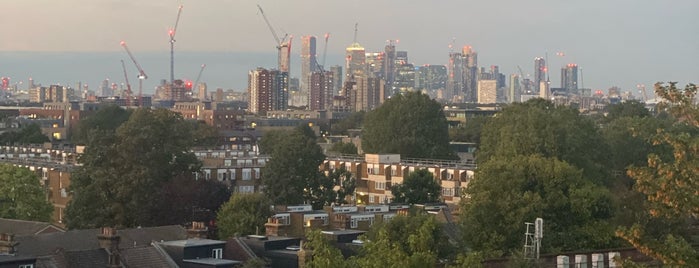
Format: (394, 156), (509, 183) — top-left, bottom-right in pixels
(2, 0), (698, 94)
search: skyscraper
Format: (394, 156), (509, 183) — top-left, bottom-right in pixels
(248, 68), (288, 115)
(383, 43), (396, 96)
(279, 40), (291, 73)
(309, 71), (333, 110)
(561, 64), (578, 93)
(463, 46), (478, 103)
(301, 36), (318, 103)
(345, 42), (366, 82)
(534, 57), (546, 93)
(477, 80), (497, 104)
(447, 51), (464, 101)
(330, 65), (343, 96)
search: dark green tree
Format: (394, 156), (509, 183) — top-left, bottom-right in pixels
(0, 164), (53, 222)
(72, 104), (131, 144)
(391, 169), (441, 204)
(65, 108), (201, 229)
(330, 111), (365, 135)
(217, 193), (273, 238)
(449, 116), (490, 144)
(328, 141), (358, 155)
(478, 98), (611, 184)
(362, 91), (457, 160)
(260, 125), (330, 208)
(0, 123), (50, 144)
(617, 82), (699, 266)
(326, 166), (356, 205)
(460, 155), (617, 254)
(605, 100), (651, 121)
(305, 229), (353, 268)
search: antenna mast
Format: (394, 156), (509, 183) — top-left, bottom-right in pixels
(353, 23), (358, 44)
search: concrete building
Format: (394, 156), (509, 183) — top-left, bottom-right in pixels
(309, 71), (334, 110)
(248, 68), (288, 115)
(477, 80), (498, 104)
(300, 36), (318, 106)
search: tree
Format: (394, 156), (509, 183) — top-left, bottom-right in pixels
(217, 193), (273, 239)
(72, 104), (131, 144)
(449, 116), (490, 144)
(617, 82), (699, 266)
(362, 91), (457, 160)
(0, 123), (50, 145)
(605, 100), (651, 121)
(304, 229), (353, 268)
(65, 108), (201, 229)
(328, 141), (358, 155)
(478, 99), (611, 184)
(326, 166), (356, 205)
(460, 155), (617, 254)
(391, 169), (441, 204)
(330, 111), (365, 135)
(0, 164), (53, 222)
(260, 125), (329, 208)
(355, 211), (452, 267)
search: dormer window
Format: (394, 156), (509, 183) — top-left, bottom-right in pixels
(212, 248), (223, 259)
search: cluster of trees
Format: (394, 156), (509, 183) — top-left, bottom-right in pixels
(0, 122), (49, 144)
(0, 164), (53, 222)
(65, 105), (230, 229)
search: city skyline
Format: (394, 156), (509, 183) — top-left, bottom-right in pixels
(2, 0), (698, 95)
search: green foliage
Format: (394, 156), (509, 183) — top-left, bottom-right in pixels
(191, 120), (220, 147)
(328, 141), (358, 155)
(305, 229), (352, 268)
(461, 155), (617, 254)
(356, 212), (452, 267)
(147, 174), (231, 227)
(261, 125), (330, 208)
(478, 99), (611, 184)
(449, 116), (490, 144)
(0, 164), (53, 222)
(0, 123), (50, 144)
(327, 167), (356, 205)
(330, 111), (365, 135)
(362, 91), (457, 160)
(65, 108), (202, 229)
(72, 104), (131, 144)
(617, 82), (699, 266)
(391, 169), (441, 204)
(605, 100), (651, 121)
(216, 193), (272, 238)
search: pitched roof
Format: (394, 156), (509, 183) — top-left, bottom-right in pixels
(0, 218), (65, 236)
(121, 245), (174, 268)
(15, 225), (186, 257)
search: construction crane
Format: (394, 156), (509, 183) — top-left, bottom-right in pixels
(120, 60), (132, 107)
(120, 41), (148, 107)
(256, 4), (289, 70)
(194, 64), (206, 90)
(169, 5), (183, 84)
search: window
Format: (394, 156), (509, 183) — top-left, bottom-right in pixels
(441, 187), (454, 197)
(375, 181), (386, 190)
(229, 169), (236, 180)
(212, 248), (223, 259)
(238, 186), (254, 193)
(242, 169), (251, 180)
(254, 168), (260, 179)
(217, 170), (227, 181)
(224, 159), (232, 166)
(204, 169), (211, 180)
(391, 166), (398, 176)
(273, 214), (291, 225)
(19, 265), (34, 268)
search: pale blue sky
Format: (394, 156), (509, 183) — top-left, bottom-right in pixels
(2, 0), (698, 92)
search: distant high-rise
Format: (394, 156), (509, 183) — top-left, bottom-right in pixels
(508, 74), (520, 103)
(248, 68), (288, 115)
(309, 71), (333, 110)
(279, 41), (291, 73)
(100, 79), (111, 97)
(463, 46), (478, 103)
(198, 82), (208, 101)
(345, 42), (366, 82)
(561, 64), (578, 92)
(330, 65), (343, 96)
(300, 36), (318, 103)
(383, 43), (396, 96)
(351, 76), (384, 112)
(447, 52), (464, 101)
(394, 63), (415, 93)
(534, 57), (546, 93)
(477, 80), (497, 104)
(28, 77), (35, 90)
(365, 52), (385, 78)
(415, 65), (447, 93)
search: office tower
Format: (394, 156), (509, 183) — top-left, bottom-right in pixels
(534, 57), (546, 93)
(248, 68), (273, 115)
(330, 65), (343, 96)
(279, 41), (291, 73)
(561, 64), (578, 93)
(508, 74), (520, 103)
(345, 42), (366, 82)
(309, 71), (333, 110)
(100, 79), (112, 97)
(271, 71), (289, 111)
(477, 80), (497, 104)
(463, 46), (478, 103)
(351, 76), (384, 112)
(539, 80), (550, 99)
(383, 43), (396, 96)
(365, 52), (385, 78)
(416, 65), (447, 93)
(394, 63), (415, 93)
(198, 82), (208, 101)
(301, 36), (318, 101)
(447, 52), (464, 101)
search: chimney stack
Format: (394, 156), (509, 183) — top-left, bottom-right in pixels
(187, 222), (208, 239)
(97, 227), (121, 268)
(0, 233), (18, 254)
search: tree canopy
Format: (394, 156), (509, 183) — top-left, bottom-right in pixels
(217, 193), (273, 239)
(65, 108), (202, 229)
(460, 155), (617, 254)
(0, 123), (50, 145)
(362, 91), (457, 160)
(478, 99), (610, 184)
(617, 82), (699, 266)
(390, 169), (441, 204)
(0, 164), (53, 222)
(72, 104), (132, 144)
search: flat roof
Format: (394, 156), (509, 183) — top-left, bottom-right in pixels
(183, 258), (241, 265)
(159, 239), (226, 247)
